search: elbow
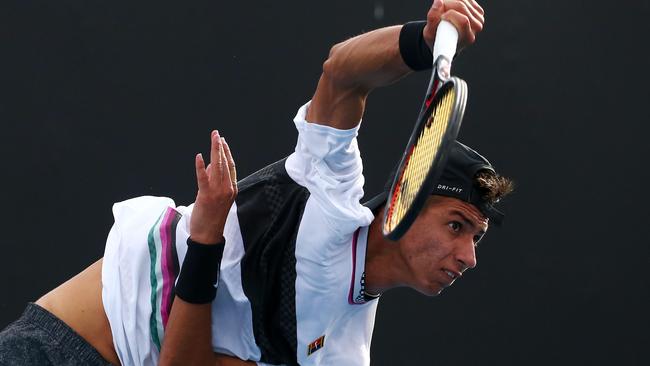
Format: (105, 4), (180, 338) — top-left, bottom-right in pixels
(321, 41), (359, 89)
(321, 42), (343, 83)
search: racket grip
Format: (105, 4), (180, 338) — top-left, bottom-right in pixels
(432, 20), (458, 66)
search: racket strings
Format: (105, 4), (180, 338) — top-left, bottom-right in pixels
(386, 86), (456, 232)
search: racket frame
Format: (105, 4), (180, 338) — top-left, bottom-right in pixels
(382, 61), (468, 241)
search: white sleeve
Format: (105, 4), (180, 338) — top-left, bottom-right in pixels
(285, 101), (374, 238)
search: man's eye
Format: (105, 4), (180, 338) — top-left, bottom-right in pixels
(448, 221), (462, 232)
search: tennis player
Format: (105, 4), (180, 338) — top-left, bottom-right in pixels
(158, 1), (510, 365)
(0, 1), (511, 365)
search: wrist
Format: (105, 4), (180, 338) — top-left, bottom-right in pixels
(189, 234), (224, 246)
(399, 21), (433, 71)
(175, 238), (225, 304)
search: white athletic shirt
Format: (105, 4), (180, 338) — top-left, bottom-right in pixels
(102, 102), (379, 366)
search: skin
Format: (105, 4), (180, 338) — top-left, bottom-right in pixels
(307, 0), (484, 129)
(34, 1), (486, 365)
(364, 196), (488, 297)
(36, 260), (121, 365)
(161, 1), (485, 364)
(159, 131), (254, 366)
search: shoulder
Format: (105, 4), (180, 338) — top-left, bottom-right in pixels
(286, 102), (374, 236)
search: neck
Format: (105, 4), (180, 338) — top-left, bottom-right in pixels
(364, 208), (409, 295)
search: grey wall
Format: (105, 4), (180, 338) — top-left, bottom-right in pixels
(1, 1), (648, 365)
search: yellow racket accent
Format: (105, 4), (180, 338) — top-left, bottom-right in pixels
(386, 86), (457, 232)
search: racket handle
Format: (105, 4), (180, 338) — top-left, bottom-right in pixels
(432, 20), (459, 77)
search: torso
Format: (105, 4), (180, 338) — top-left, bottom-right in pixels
(36, 259), (121, 366)
(97, 102), (377, 365)
(207, 156), (378, 365)
(36, 258), (256, 366)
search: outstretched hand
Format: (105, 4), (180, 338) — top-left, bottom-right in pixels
(423, 0), (485, 52)
(189, 130), (237, 245)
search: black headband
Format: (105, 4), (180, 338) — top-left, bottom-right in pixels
(364, 141), (505, 225)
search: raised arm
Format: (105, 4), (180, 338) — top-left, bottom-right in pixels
(307, 0), (484, 129)
(159, 131), (252, 366)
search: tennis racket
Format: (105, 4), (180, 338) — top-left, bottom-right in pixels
(382, 20), (468, 240)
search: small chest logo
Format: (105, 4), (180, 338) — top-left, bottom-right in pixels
(307, 335), (325, 356)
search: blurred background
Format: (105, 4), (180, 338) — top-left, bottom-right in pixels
(1, 1), (648, 365)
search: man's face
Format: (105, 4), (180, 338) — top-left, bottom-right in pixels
(397, 195), (489, 296)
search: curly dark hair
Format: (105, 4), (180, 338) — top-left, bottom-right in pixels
(474, 170), (514, 205)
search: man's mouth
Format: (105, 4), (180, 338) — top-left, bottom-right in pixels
(441, 269), (461, 287)
(444, 270), (457, 280)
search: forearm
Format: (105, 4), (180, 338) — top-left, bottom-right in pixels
(307, 25), (412, 129)
(159, 239), (223, 366)
(160, 132), (248, 366)
(307, 0), (484, 130)
(159, 299), (217, 366)
(324, 25), (412, 93)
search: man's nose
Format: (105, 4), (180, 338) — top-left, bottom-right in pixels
(455, 238), (477, 271)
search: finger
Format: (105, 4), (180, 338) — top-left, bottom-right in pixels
(217, 134), (225, 176)
(423, 0), (445, 47)
(457, 0), (484, 25)
(443, 1), (483, 34)
(205, 163), (212, 182)
(195, 153), (208, 190)
(209, 130), (218, 175)
(441, 9), (476, 46)
(209, 130), (224, 179)
(427, 0), (483, 48)
(426, 0), (444, 23)
(218, 137), (231, 185)
(467, 0), (484, 16)
(222, 138), (237, 191)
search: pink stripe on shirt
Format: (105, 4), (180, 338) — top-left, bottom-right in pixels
(159, 207), (175, 327)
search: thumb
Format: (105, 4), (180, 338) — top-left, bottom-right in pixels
(429, 0), (445, 20)
(424, 0), (445, 47)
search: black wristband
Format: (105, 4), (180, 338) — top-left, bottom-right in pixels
(399, 21), (433, 71)
(175, 238), (225, 304)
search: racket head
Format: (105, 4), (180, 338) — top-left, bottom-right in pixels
(382, 76), (468, 241)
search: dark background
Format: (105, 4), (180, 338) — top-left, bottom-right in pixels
(1, 1), (649, 365)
